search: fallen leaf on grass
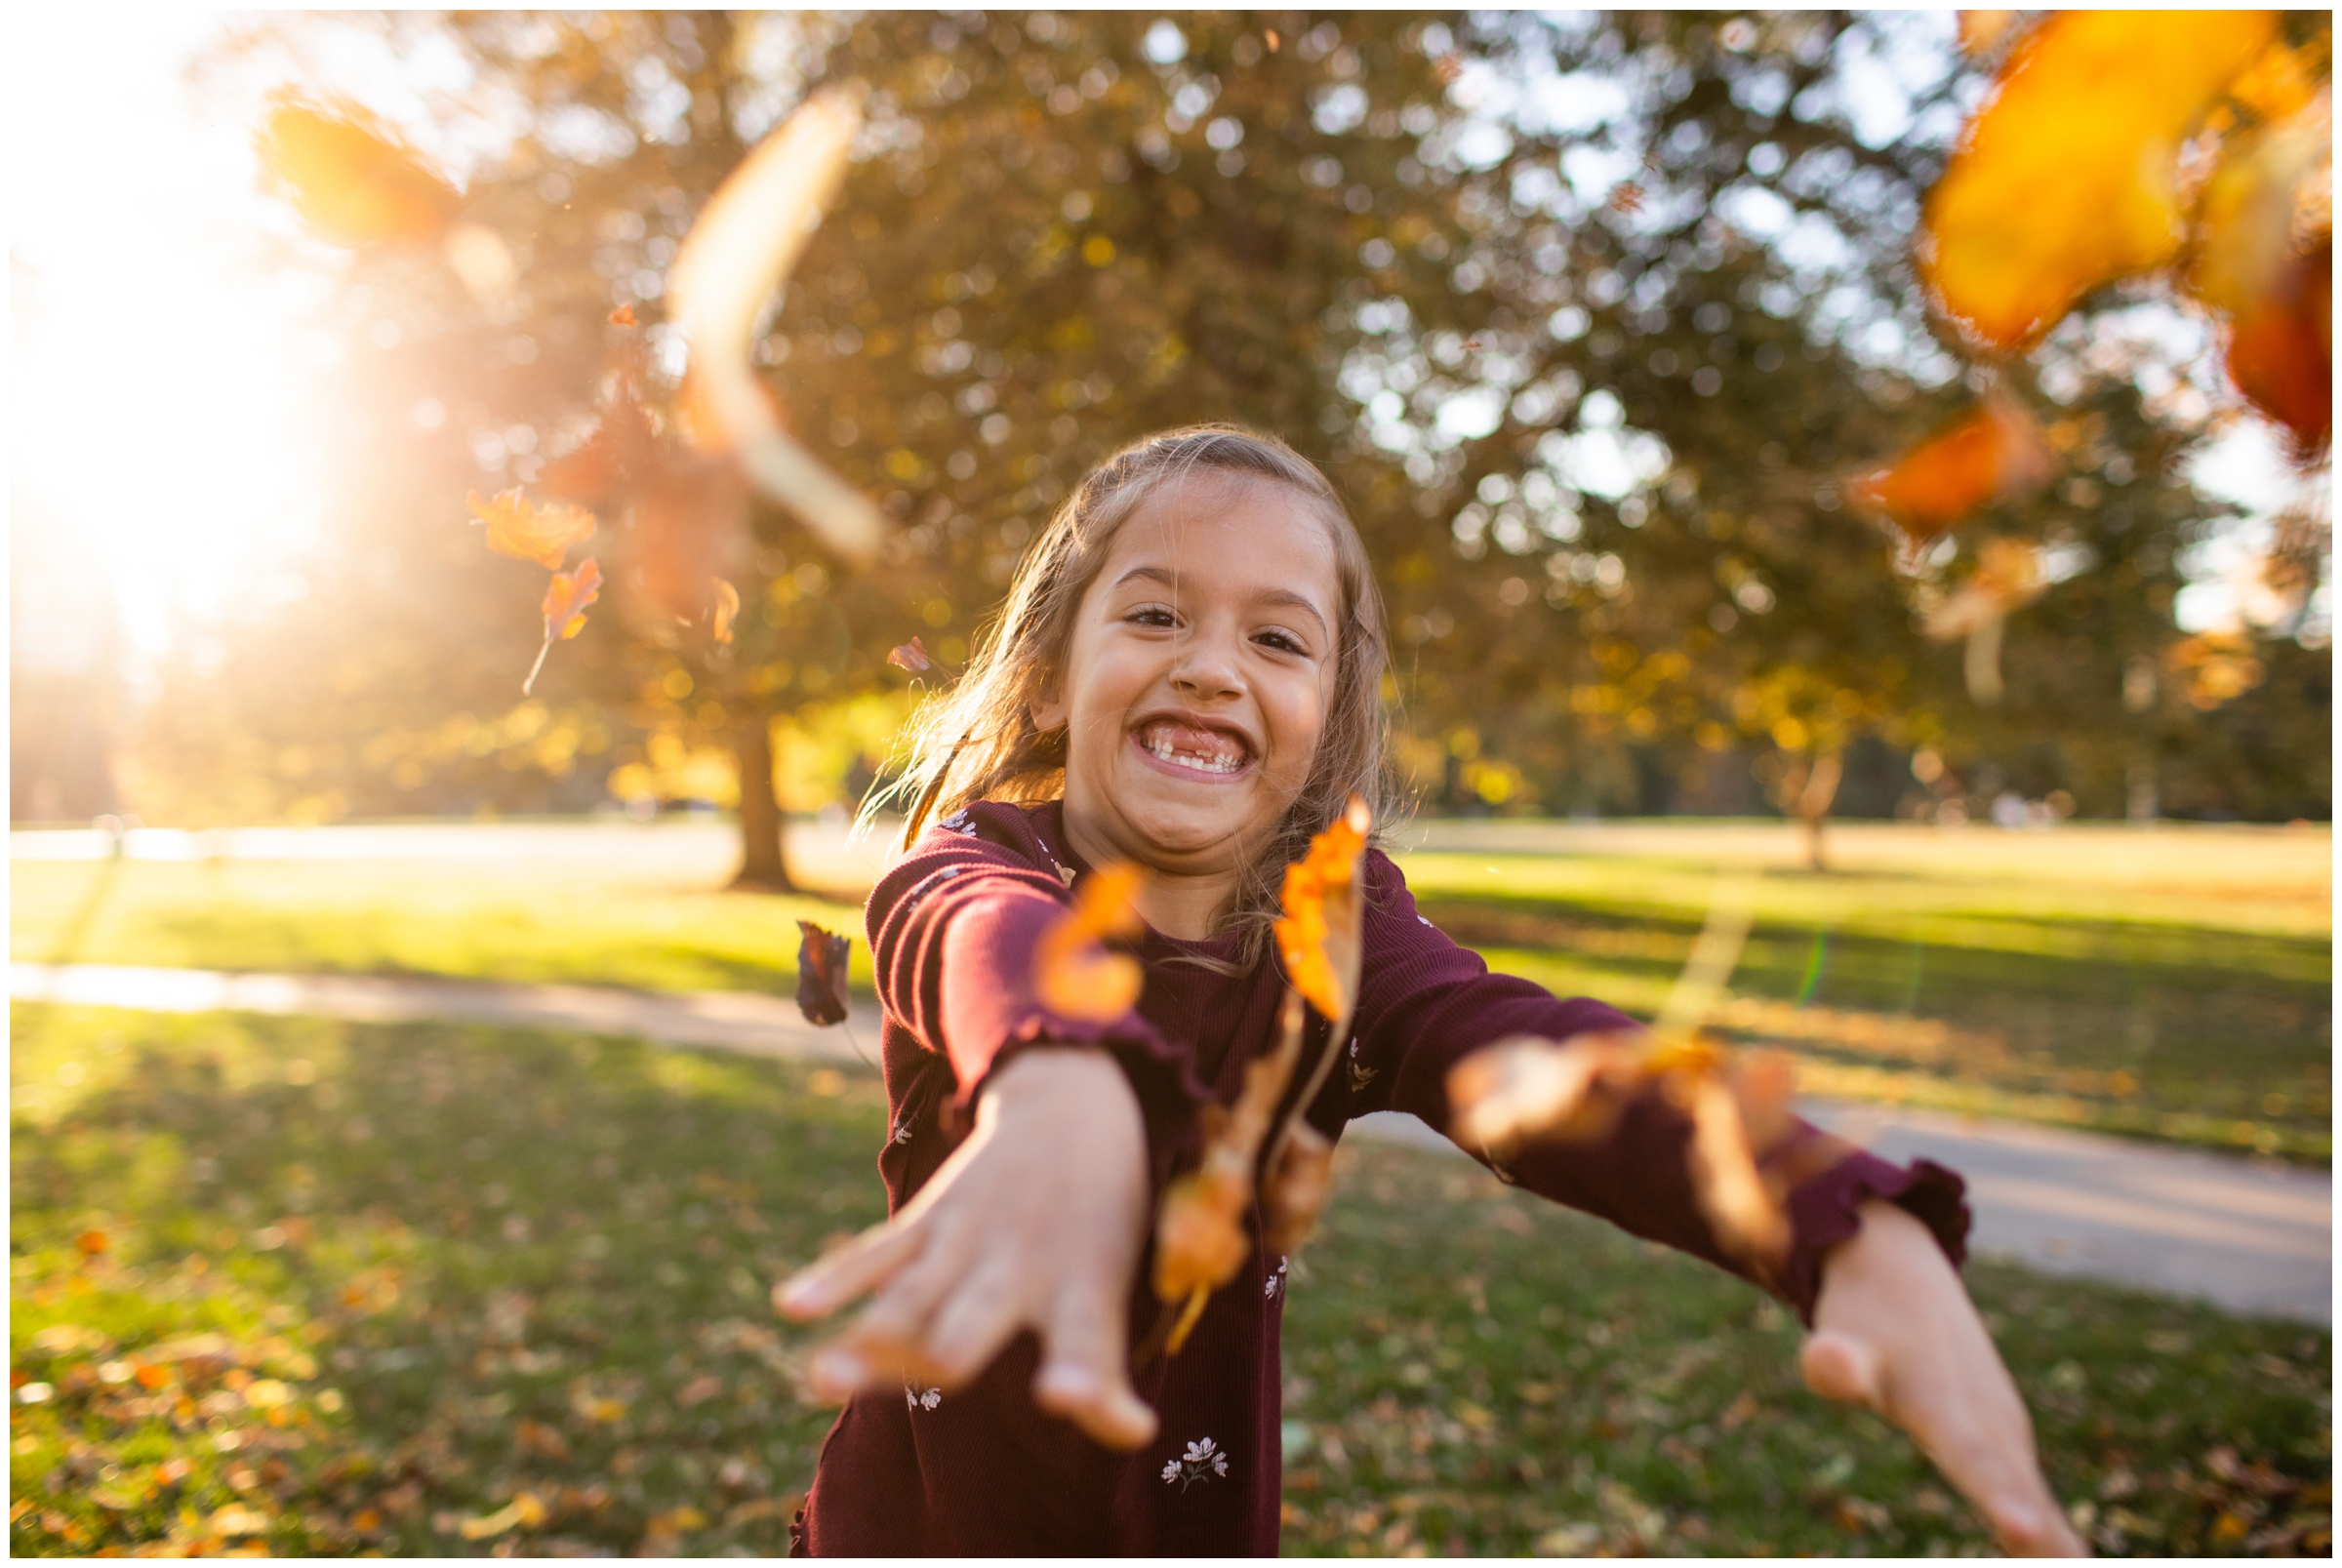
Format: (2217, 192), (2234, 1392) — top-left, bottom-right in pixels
(675, 1373), (725, 1409)
(1919, 11), (2278, 349)
(457, 1490), (545, 1541)
(1033, 863), (1147, 1022)
(795, 922), (853, 1026)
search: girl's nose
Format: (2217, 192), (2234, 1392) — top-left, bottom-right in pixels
(1169, 630), (1243, 701)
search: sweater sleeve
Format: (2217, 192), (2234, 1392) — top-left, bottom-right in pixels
(865, 803), (1213, 1186)
(1334, 851), (1970, 1323)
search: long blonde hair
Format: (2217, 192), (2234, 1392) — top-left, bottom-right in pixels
(870, 424), (1401, 963)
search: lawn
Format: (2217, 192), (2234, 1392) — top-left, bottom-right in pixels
(11, 817), (2331, 1159)
(11, 1006), (2330, 1557)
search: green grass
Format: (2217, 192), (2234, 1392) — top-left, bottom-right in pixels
(10, 818), (2332, 1158)
(11, 1006), (2330, 1557)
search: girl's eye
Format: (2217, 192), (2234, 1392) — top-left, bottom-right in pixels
(1255, 629), (1307, 656)
(1129, 606), (1176, 627)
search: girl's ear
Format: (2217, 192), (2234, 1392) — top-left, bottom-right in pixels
(1030, 684), (1068, 734)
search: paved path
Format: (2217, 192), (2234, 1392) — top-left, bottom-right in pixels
(14, 962), (2329, 1325)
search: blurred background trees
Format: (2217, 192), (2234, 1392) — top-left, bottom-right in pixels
(25, 10), (2325, 859)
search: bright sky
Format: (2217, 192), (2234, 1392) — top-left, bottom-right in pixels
(9, 10), (327, 678)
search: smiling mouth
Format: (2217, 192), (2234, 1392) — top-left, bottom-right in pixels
(1133, 718), (1254, 778)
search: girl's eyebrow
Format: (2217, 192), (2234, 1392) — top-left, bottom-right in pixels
(1113, 565), (1331, 639)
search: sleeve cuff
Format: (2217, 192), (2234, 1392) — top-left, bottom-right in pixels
(1776, 1141), (1972, 1324)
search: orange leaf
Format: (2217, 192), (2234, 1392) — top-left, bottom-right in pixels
(74, 1228), (108, 1258)
(256, 103), (460, 248)
(1151, 992), (1312, 1351)
(1272, 796), (1372, 1028)
(1957, 11), (2020, 58)
(470, 488), (596, 570)
(609, 303), (638, 327)
(2190, 103), (2333, 452)
(887, 636), (934, 673)
(1849, 400), (2054, 547)
(1033, 863), (1147, 1022)
(542, 558), (602, 642)
(1607, 181), (1644, 215)
(794, 922), (852, 1027)
(712, 578), (741, 644)
(1919, 12), (2279, 349)
(1260, 1121), (1337, 1257)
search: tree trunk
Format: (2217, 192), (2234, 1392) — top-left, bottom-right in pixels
(1795, 751), (1845, 874)
(729, 714), (795, 893)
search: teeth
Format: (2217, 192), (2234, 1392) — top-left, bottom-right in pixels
(1143, 732), (1244, 774)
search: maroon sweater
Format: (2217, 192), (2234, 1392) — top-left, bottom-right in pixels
(796, 800), (1968, 1556)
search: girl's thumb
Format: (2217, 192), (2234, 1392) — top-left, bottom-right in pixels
(1799, 1328), (1886, 1412)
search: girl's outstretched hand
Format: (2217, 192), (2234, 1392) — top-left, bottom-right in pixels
(774, 1047), (1159, 1451)
(1801, 1198), (2089, 1555)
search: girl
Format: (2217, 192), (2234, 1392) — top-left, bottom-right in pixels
(780, 426), (2084, 1555)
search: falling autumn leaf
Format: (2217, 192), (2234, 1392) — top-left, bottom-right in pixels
(1919, 11), (2278, 350)
(609, 303), (637, 327)
(1260, 1121), (1337, 1256)
(711, 578), (741, 644)
(1447, 880), (1799, 1272)
(1919, 536), (2048, 642)
(2190, 101), (2334, 452)
(887, 636), (934, 673)
(256, 102), (460, 248)
(666, 84), (886, 562)
(1264, 27), (1280, 52)
(1032, 863), (1148, 1023)
(1272, 795), (1372, 1029)
(73, 1228), (108, 1258)
(795, 921), (853, 1027)
(469, 488), (596, 570)
(1255, 798), (1376, 1264)
(1850, 399), (2055, 549)
(523, 558), (602, 697)
(1956, 11), (2020, 58)
(1151, 992), (1311, 1356)
(1608, 181), (1645, 215)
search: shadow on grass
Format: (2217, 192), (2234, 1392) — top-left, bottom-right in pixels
(12, 1005), (2333, 1557)
(10, 1005), (890, 1556)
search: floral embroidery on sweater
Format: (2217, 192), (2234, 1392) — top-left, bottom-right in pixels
(905, 1384), (942, 1412)
(1161, 1436), (1229, 1491)
(1265, 1257), (1289, 1300)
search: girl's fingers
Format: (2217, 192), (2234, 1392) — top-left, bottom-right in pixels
(920, 1263), (1029, 1387)
(1798, 1328), (1885, 1412)
(1034, 1280), (1157, 1451)
(776, 1217), (927, 1321)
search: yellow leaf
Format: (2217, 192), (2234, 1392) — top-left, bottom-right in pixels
(1920, 11), (2279, 349)
(1032, 863), (1148, 1023)
(2190, 101), (2333, 451)
(668, 85), (885, 561)
(711, 578), (741, 644)
(256, 102), (459, 248)
(457, 1491), (545, 1542)
(469, 488), (596, 570)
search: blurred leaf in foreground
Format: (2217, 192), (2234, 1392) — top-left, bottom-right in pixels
(1919, 11), (2278, 349)
(468, 488), (595, 570)
(1850, 400), (2055, 551)
(1031, 863), (1147, 1024)
(794, 921), (853, 1028)
(256, 101), (459, 248)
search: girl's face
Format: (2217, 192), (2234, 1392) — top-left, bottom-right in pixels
(1033, 473), (1342, 885)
